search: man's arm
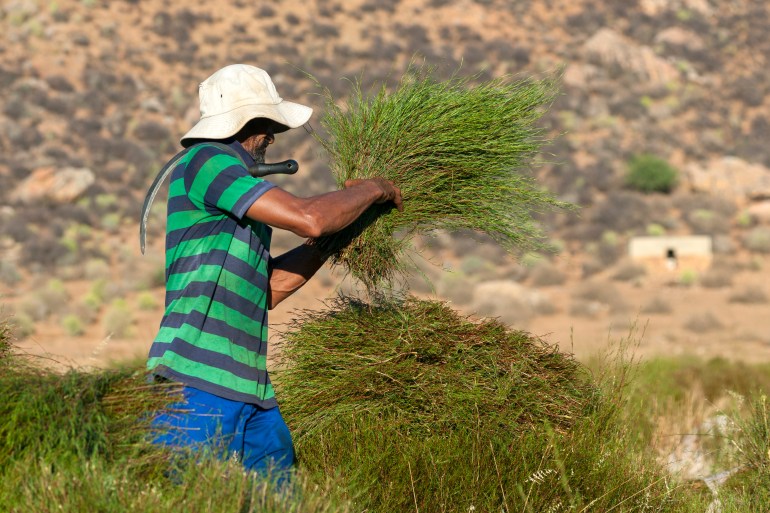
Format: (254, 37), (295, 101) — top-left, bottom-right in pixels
(266, 241), (327, 309)
(245, 178), (402, 239)
(247, 178), (402, 309)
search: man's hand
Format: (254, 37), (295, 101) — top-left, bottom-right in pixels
(344, 178), (403, 212)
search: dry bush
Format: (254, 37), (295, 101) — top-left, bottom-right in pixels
(12, 313), (35, 339)
(102, 299), (133, 339)
(437, 273), (474, 306)
(0, 261), (21, 286)
(529, 261), (567, 287)
(699, 269), (733, 288)
(683, 312), (723, 333)
(641, 296), (673, 315)
(612, 262), (647, 282)
(685, 208), (730, 236)
(744, 227), (770, 254)
(573, 280), (628, 313)
(729, 285), (768, 304)
(569, 299), (607, 318)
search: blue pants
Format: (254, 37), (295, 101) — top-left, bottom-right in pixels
(152, 386), (295, 478)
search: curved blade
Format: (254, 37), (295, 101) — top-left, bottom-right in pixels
(140, 150), (189, 254)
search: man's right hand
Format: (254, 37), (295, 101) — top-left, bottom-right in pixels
(344, 178), (403, 212)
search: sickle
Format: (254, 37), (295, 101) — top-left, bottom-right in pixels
(139, 153), (299, 254)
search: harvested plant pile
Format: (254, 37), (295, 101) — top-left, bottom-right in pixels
(278, 295), (595, 436)
(313, 67), (568, 290)
(275, 296), (687, 511)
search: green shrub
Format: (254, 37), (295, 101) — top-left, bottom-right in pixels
(136, 292), (158, 311)
(62, 314), (85, 337)
(625, 154), (678, 193)
(679, 268), (698, 286)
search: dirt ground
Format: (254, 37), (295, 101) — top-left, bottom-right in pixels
(11, 247), (770, 372)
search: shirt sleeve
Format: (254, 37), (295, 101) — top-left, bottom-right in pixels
(184, 145), (275, 220)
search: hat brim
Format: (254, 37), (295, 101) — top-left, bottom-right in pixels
(180, 100), (312, 146)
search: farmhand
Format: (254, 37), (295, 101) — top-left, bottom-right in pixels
(145, 64), (402, 479)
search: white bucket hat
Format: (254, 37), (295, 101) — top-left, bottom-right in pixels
(180, 64), (313, 146)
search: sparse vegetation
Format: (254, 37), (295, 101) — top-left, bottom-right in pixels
(102, 299), (133, 338)
(729, 285), (768, 304)
(684, 312), (723, 333)
(642, 296), (673, 314)
(612, 261), (647, 281)
(745, 227), (770, 254)
(700, 268), (733, 288)
(61, 314), (85, 336)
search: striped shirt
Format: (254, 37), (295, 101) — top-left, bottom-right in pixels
(147, 140), (278, 407)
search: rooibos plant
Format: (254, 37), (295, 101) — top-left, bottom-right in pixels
(312, 65), (570, 291)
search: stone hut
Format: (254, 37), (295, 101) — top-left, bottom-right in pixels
(628, 236), (712, 273)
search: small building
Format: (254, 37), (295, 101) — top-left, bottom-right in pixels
(628, 236), (713, 272)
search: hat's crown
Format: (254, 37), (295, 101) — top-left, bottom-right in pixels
(198, 64), (283, 118)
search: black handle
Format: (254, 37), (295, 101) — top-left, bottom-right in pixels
(248, 160), (299, 178)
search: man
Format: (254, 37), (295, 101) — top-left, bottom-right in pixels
(148, 64), (402, 478)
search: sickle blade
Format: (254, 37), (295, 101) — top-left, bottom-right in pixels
(139, 150), (189, 254)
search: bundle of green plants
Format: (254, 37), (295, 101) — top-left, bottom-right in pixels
(312, 65), (569, 291)
(276, 296), (706, 511)
(277, 295), (595, 437)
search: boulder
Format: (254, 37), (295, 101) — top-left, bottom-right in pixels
(640, 0), (713, 16)
(11, 166), (95, 204)
(583, 28), (679, 87)
(685, 157), (770, 201)
(747, 201), (770, 224)
(655, 27), (706, 53)
(471, 280), (552, 323)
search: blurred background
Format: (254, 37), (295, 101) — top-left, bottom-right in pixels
(1, 0), (769, 368)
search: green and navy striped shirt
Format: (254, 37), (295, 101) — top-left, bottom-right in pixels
(147, 140), (278, 407)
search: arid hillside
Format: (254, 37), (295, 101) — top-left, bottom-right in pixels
(1, 0), (770, 366)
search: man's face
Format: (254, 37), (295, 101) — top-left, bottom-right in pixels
(243, 118), (277, 163)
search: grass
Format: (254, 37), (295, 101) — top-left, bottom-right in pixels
(312, 65), (570, 291)
(7, 311), (770, 511)
(275, 296), (694, 511)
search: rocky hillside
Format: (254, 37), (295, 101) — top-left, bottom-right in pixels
(2, 0), (770, 364)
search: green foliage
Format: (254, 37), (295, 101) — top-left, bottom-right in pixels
(625, 154), (679, 193)
(14, 318), (770, 511)
(62, 314), (85, 336)
(646, 223), (667, 236)
(137, 292), (158, 311)
(277, 300), (700, 511)
(679, 268), (698, 286)
(312, 65), (570, 291)
(278, 296), (596, 438)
